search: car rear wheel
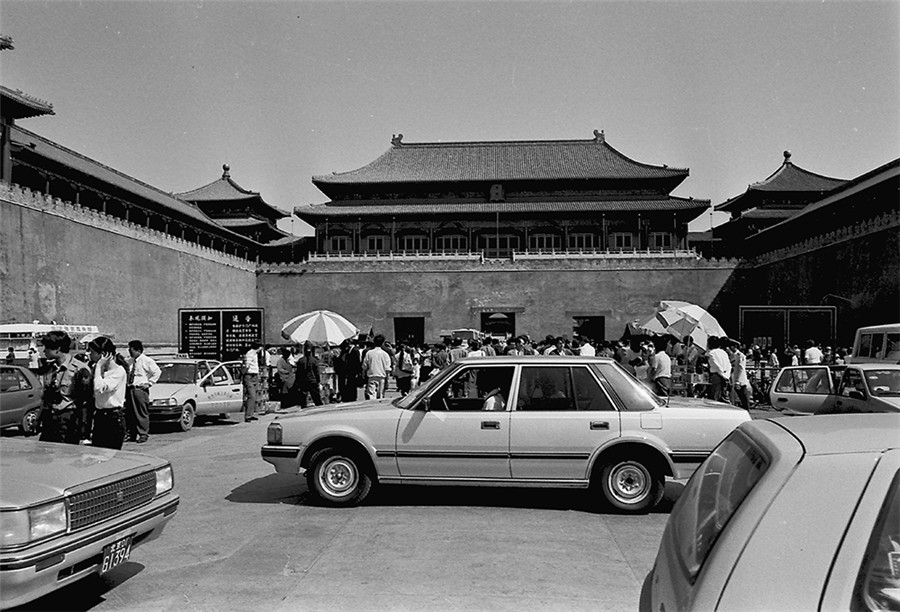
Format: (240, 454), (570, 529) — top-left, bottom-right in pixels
(20, 408), (40, 436)
(307, 447), (373, 506)
(178, 402), (195, 431)
(598, 457), (663, 514)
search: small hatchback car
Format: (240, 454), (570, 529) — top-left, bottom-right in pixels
(262, 356), (749, 513)
(641, 413), (900, 611)
(150, 358), (245, 430)
(0, 439), (179, 608)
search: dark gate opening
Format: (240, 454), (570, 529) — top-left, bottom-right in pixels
(393, 317), (424, 345)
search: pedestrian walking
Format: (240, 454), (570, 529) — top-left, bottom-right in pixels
(125, 339), (160, 443)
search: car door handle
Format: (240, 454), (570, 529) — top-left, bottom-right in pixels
(591, 421), (610, 430)
(777, 397), (788, 402)
(481, 421), (500, 430)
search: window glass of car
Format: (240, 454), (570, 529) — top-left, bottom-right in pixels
(670, 431), (770, 581)
(197, 362), (210, 380)
(840, 369), (867, 398)
(865, 370), (900, 398)
(208, 365), (229, 385)
(596, 362), (663, 410)
(0, 367), (32, 392)
(854, 470), (900, 611)
(429, 365), (515, 411)
(158, 362), (196, 384)
(886, 334), (900, 361)
(774, 367), (831, 394)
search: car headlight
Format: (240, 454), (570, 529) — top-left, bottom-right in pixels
(267, 422), (283, 445)
(151, 397), (178, 407)
(0, 501), (68, 548)
(155, 465), (174, 496)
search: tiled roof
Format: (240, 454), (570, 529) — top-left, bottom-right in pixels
(175, 165), (287, 220)
(1, 85), (54, 119)
(216, 217), (271, 228)
(9, 125), (251, 240)
(295, 197), (708, 220)
(313, 132), (688, 190)
(717, 151), (847, 212)
(738, 207), (796, 220)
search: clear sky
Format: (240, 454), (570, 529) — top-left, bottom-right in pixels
(2, 1), (898, 236)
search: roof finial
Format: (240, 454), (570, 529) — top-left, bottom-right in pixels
(593, 129), (605, 143)
(391, 133), (404, 146)
(783, 150), (792, 163)
(222, 164), (230, 178)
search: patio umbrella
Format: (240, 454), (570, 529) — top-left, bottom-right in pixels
(281, 310), (359, 347)
(639, 300), (727, 350)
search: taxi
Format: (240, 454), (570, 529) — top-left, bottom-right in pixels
(150, 358), (244, 431)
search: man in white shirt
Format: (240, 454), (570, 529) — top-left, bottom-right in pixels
(242, 341), (261, 422)
(649, 338), (672, 396)
(804, 340), (823, 365)
(579, 338), (596, 357)
(706, 337), (733, 403)
(126, 339), (161, 443)
(726, 342), (752, 410)
(361, 335), (392, 399)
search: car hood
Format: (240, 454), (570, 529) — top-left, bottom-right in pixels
(0, 439), (167, 508)
(871, 396), (900, 411)
(276, 398), (398, 420)
(150, 383), (193, 398)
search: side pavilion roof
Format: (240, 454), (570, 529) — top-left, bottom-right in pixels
(175, 165), (287, 222)
(312, 131), (689, 196)
(717, 151), (847, 213)
(1, 85), (55, 120)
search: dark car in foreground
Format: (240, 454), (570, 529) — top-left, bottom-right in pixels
(0, 439), (180, 609)
(641, 413), (900, 611)
(262, 356), (749, 514)
(0, 364), (42, 435)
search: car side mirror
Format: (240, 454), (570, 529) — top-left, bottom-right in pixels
(849, 390), (865, 401)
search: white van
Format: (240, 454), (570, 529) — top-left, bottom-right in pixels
(849, 323), (900, 364)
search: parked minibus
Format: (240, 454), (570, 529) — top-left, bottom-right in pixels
(849, 323), (900, 364)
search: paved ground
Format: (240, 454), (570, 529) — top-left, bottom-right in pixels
(13, 393), (786, 612)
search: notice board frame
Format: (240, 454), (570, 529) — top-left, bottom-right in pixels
(178, 308), (265, 361)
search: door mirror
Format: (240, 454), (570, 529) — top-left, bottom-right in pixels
(848, 390), (865, 401)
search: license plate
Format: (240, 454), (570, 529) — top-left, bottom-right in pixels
(101, 535), (132, 574)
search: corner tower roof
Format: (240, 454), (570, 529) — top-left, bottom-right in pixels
(176, 164), (287, 222)
(313, 131), (689, 198)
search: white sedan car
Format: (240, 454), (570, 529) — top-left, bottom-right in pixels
(150, 359), (244, 431)
(262, 356), (750, 513)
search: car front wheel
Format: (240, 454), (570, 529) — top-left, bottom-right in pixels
(599, 457), (663, 514)
(307, 447), (373, 506)
(178, 402), (195, 431)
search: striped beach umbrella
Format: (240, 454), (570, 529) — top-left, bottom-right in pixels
(280, 310), (359, 347)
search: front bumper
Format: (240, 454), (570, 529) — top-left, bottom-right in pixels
(261, 445), (303, 475)
(0, 493), (179, 609)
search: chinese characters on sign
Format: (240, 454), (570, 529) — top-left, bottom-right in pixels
(179, 309), (264, 361)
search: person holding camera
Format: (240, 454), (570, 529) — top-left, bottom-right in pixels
(39, 331), (93, 444)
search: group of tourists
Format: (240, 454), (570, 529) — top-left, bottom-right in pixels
(34, 331), (159, 449)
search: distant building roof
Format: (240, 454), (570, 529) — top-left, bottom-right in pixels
(1, 85), (54, 120)
(175, 164), (287, 222)
(295, 196), (708, 220)
(717, 151), (847, 213)
(313, 131), (689, 197)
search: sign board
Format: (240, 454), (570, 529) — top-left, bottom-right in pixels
(178, 308), (264, 361)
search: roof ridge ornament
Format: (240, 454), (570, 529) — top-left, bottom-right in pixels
(593, 129), (605, 143)
(222, 164), (230, 179)
(783, 150), (792, 164)
(391, 133), (404, 146)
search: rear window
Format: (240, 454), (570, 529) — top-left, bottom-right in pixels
(854, 470), (900, 611)
(670, 430), (770, 581)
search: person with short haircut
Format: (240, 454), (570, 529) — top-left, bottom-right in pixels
(294, 341), (323, 408)
(241, 341), (261, 422)
(804, 339), (823, 365)
(39, 331), (93, 444)
(361, 335), (392, 399)
(125, 339), (161, 443)
(707, 337), (733, 403)
(649, 337), (672, 396)
(87, 336), (128, 449)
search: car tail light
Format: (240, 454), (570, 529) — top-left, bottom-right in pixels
(267, 422), (282, 445)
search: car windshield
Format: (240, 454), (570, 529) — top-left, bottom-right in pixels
(669, 430), (769, 581)
(597, 361), (665, 409)
(856, 470), (900, 610)
(394, 362), (462, 409)
(866, 370), (900, 397)
(157, 362), (197, 384)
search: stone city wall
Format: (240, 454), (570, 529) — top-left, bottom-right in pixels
(1, 184), (258, 351)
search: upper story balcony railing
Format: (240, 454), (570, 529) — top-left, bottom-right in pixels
(306, 247), (701, 262)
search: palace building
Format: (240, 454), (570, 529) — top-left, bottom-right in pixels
(296, 131), (708, 259)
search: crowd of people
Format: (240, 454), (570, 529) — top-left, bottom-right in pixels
(28, 331), (160, 449)
(260, 332), (849, 414)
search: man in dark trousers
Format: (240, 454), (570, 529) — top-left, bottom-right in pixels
(337, 338), (362, 402)
(293, 341), (323, 408)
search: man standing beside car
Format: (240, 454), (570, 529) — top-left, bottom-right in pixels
(125, 340), (161, 443)
(38, 331), (93, 444)
(242, 341), (261, 422)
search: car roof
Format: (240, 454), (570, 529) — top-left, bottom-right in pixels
(763, 413), (900, 456)
(156, 358), (216, 364)
(845, 362), (900, 370)
(454, 355), (615, 365)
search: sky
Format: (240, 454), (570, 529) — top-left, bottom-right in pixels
(2, 1), (898, 236)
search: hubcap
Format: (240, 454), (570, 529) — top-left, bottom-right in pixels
(320, 457), (357, 497)
(610, 462), (649, 503)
